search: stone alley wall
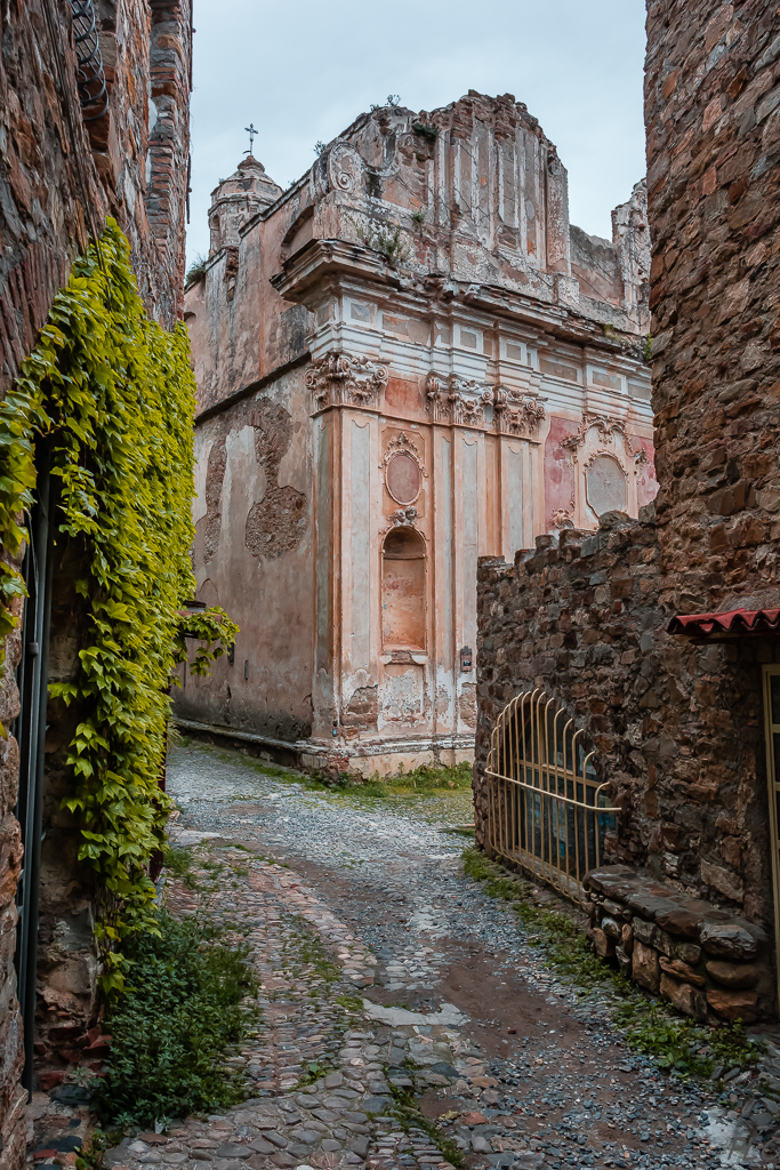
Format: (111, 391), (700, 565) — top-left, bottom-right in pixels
(646, 0), (780, 615)
(475, 0), (780, 1021)
(0, 3), (192, 1164)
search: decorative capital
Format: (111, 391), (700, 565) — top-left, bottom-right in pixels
(492, 385), (546, 437)
(305, 351), (388, 410)
(424, 372), (491, 427)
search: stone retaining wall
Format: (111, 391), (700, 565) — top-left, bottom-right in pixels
(585, 866), (774, 1023)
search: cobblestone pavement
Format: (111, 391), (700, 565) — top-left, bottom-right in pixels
(38, 741), (780, 1169)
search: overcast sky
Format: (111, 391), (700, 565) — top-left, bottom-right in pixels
(186, 0), (647, 265)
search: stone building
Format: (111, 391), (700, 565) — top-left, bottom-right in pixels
(0, 2), (191, 1163)
(179, 92), (655, 775)
(475, 0), (780, 1020)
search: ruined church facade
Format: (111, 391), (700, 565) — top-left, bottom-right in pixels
(180, 93), (656, 774)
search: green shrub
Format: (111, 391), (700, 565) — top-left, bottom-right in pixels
(93, 910), (256, 1129)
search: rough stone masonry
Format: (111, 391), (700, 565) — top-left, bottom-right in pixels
(475, 0), (780, 1021)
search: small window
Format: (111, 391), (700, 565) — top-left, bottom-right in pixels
(381, 528), (426, 651)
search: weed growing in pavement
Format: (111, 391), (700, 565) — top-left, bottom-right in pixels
(386, 1076), (466, 1168)
(92, 908), (258, 1130)
(160, 843), (198, 888)
(462, 848), (764, 1082)
(280, 917), (365, 1089)
(75, 1129), (112, 1170)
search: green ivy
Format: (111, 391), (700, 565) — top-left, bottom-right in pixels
(0, 220), (212, 990)
(175, 605), (238, 678)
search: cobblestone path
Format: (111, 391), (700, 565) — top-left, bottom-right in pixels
(100, 741), (779, 1170)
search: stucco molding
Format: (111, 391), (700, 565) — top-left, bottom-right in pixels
(305, 350), (388, 409)
(560, 412), (638, 460)
(492, 384), (546, 438)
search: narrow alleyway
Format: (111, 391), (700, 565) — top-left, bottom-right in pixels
(103, 741), (780, 1170)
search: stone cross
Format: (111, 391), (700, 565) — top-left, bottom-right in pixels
(244, 122), (258, 155)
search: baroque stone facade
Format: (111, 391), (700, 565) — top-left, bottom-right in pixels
(0, 2), (191, 1163)
(179, 92), (655, 775)
(475, 1), (780, 1019)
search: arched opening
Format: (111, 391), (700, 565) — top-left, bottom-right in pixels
(381, 527), (426, 652)
(485, 689), (619, 902)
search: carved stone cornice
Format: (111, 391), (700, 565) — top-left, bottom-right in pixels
(305, 351), (388, 410)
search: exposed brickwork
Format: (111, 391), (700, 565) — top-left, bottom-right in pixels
(475, 0), (780, 1018)
(0, 1), (191, 1161)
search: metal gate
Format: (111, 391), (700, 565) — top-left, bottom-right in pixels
(484, 688), (619, 903)
(14, 451), (55, 1086)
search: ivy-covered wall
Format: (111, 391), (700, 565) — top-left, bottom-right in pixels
(0, 222), (201, 1072)
(1, 3), (193, 1159)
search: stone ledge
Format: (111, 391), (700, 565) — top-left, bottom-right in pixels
(584, 865), (775, 1023)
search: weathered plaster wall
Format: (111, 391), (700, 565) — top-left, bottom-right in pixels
(0, 0), (191, 1153)
(178, 370), (316, 743)
(182, 92), (654, 775)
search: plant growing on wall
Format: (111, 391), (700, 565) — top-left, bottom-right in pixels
(0, 220), (235, 989)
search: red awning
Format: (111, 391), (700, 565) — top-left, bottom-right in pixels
(667, 608), (780, 639)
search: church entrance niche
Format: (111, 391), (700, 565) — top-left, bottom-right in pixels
(381, 528), (426, 652)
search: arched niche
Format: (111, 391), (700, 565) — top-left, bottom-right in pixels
(381, 527), (426, 652)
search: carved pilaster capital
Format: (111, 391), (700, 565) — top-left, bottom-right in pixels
(306, 351), (388, 409)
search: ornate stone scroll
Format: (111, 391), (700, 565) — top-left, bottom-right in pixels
(305, 351), (388, 409)
(424, 372), (491, 427)
(491, 385), (546, 438)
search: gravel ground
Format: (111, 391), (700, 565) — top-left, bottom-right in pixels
(103, 740), (780, 1170)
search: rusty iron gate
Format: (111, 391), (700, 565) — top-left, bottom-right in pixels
(484, 689), (619, 904)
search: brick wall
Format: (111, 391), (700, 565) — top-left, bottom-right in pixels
(0, 2), (191, 1162)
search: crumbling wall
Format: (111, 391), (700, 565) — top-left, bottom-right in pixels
(475, 0), (780, 1018)
(177, 372), (316, 744)
(476, 508), (778, 956)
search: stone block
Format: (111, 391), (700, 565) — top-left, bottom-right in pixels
(704, 959), (762, 989)
(700, 859), (744, 903)
(591, 928), (614, 959)
(699, 921), (763, 960)
(659, 955), (706, 987)
(631, 916), (657, 946)
(705, 986), (760, 1022)
(660, 973), (707, 1020)
(672, 941), (702, 965)
(601, 915), (621, 940)
(632, 940), (660, 993)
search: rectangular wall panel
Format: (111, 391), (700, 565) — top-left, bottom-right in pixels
(461, 438), (479, 649)
(315, 421), (331, 670)
(350, 419), (371, 670)
(438, 435), (454, 665)
(506, 444), (525, 558)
